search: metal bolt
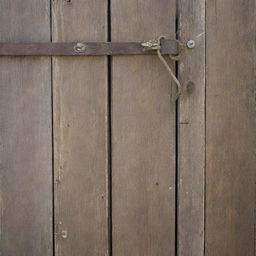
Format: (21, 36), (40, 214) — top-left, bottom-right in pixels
(73, 43), (86, 53)
(187, 40), (196, 49)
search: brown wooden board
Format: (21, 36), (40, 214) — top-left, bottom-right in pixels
(111, 1), (176, 255)
(178, 0), (205, 255)
(206, 0), (256, 255)
(52, 0), (109, 255)
(0, 0), (52, 255)
(0, 40), (179, 56)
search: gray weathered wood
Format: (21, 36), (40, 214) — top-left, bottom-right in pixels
(178, 0), (205, 255)
(0, 40), (179, 56)
(206, 0), (256, 255)
(52, 0), (109, 255)
(0, 0), (52, 255)
(111, 1), (176, 255)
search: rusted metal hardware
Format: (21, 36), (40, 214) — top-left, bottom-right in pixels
(0, 37), (183, 100)
(141, 39), (162, 50)
(141, 36), (182, 100)
(0, 39), (178, 56)
(73, 42), (87, 53)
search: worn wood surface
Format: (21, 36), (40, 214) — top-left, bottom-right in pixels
(0, 40), (179, 56)
(111, 1), (176, 255)
(52, 0), (109, 255)
(206, 0), (256, 255)
(178, 0), (205, 255)
(0, 0), (52, 255)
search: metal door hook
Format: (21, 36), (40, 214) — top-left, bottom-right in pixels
(142, 36), (182, 100)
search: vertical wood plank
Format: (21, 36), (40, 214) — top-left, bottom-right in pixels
(52, 1), (109, 255)
(0, 0), (52, 255)
(206, 0), (256, 255)
(111, 1), (176, 255)
(178, 0), (205, 255)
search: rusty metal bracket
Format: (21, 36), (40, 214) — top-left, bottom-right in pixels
(0, 39), (178, 56)
(0, 37), (182, 100)
(142, 36), (182, 100)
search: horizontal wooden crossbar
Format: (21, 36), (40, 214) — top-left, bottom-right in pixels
(0, 39), (178, 56)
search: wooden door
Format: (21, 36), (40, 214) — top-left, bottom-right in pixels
(0, 1), (255, 256)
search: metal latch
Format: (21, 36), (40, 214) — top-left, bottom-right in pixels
(0, 39), (178, 56)
(141, 39), (161, 50)
(0, 36), (185, 100)
(142, 36), (182, 99)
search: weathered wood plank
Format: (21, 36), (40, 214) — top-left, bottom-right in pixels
(206, 0), (256, 255)
(111, 1), (176, 255)
(52, 0), (109, 255)
(178, 0), (205, 255)
(0, 0), (52, 255)
(0, 40), (179, 56)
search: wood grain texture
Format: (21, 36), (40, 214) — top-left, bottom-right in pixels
(52, 0), (109, 255)
(0, 0), (52, 255)
(111, 1), (176, 255)
(178, 0), (205, 255)
(206, 0), (256, 255)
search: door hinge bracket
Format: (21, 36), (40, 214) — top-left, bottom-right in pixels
(0, 36), (184, 99)
(0, 38), (179, 56)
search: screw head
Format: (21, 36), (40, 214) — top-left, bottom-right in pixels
(73, 43), (86, 53)
(187, 40), (196, 49)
